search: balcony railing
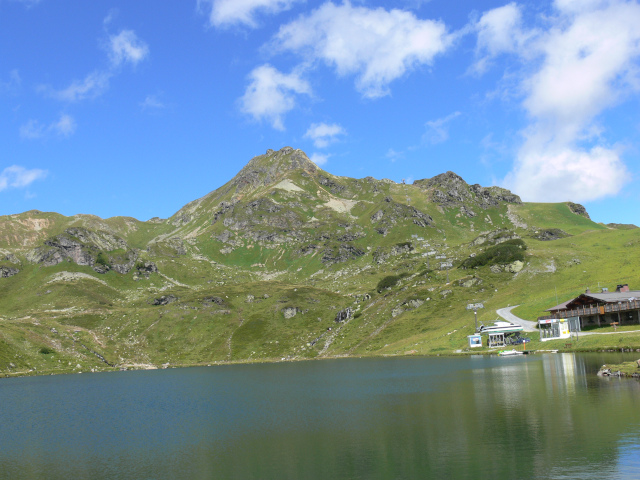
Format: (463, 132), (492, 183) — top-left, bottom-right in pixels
(537, 299), (640, 321)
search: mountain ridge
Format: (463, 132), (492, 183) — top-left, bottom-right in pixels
(1, 146), (638, 377)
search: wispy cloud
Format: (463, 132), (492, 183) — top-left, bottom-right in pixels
(386, 148), (404, 162)
(108, 30), (149, 67)
(423, 111), (461, 144)
(40, 29), (149, 102)
(272, 2), (454, 98)
(1, 69), (21, 94)
(304, 122), (345, 148)
(20, 113), (77, 139)
(140, 94), (165, 110)
(474, 0), (640, 202)
(239, 64), (311, 130)
(9, 0), (42, 8)
(198, 0), (303, 28)
(42, 70), (111, 102)
(0, 165), (48, 192)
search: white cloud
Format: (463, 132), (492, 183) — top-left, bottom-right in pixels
(239, 64), (311, 130)
(304, 122), (345, 148)
(199, 0), (303, 28)
(20, 114), (76, 139)
(472, 3), (532, 74)
(505, 145), (628, 202)
(0, 165), (47, 192)
(272, 2), (453, 98)
(41, 29), (148, 102)
(310, 152), (330, 165)
(140, 95), (165, 110)
(42, 70), (111, 102)
(52, 114), (76, 136)
(109, 30), (149, 67)
(386, 148), (404, 162)
(423, 111), (461, 144)
(477, 0), (640, 202)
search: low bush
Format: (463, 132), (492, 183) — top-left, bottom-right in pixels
(461, 239), (527, 269)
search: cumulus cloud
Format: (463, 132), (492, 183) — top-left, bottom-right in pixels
(0, 165), (47, 192)
(423, 111), (461, 144)
(240, 64), (311, 130)
(272, 2), (453, 98)
(199, 0), (303, 28)
(304, 122), (345, 148)
(109, 30), (149, 67)
(20, 114), (76, 139)
(472, 3), (532, 74)
(310, 152), (330, 165)
(476, 0), (640, 202)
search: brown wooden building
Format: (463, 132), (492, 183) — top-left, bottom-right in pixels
(538, 284), (640, 328)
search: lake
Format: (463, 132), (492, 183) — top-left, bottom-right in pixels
(1, 353), (639, 479)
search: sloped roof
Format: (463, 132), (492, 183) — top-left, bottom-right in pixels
(547, 291), (640, 311)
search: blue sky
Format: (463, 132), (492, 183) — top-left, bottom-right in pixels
(2, 0), (640, 226)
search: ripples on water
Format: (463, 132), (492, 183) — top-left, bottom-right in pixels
(1, 353), (639, 480)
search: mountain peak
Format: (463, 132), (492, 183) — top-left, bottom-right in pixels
(232, 147), (320, 191)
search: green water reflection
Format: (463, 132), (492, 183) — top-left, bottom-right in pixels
(1, 353), (639, 479)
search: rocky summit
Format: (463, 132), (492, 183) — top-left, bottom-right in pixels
(0, 146), (637, 377)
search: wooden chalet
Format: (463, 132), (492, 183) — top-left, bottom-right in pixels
(538, 284), (640, 329)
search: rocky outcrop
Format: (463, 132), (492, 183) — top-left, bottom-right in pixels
(26, 227), (137, 274)
(471, 230), (520, 246)
(334, 307), (353, 323)
(151, 295), (177, 306)
(282, 306), (302, 319)
(414, 171), (521, 210)
(567, 202), (590, 219)
(533, 229), (570, 241)
(370, 198), (433, 231)
(0, 266), (19, 278)
(321, 244), (365, 265)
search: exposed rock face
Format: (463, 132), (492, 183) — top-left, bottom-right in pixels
(151, 295), (177, 306)
(321, 244), (365, 265)
(26, 227), (137, 274)
(567, 202), (590, 219)
(0, 266), (19, 278)
(490, 261), (524, 273)
(414, 171), (521, 210)
(334, 307), (353, 323)
(370, 198), (433, 231)
(373, 242), (414, 264)
(471, 230), (520, 246)
(282, 306), (301, 319)
(232, 147), (318, 192)
(533, 229), (570, 241)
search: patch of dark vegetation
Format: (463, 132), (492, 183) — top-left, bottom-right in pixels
(376, 272), (411, 293)
(39, 346), (54, 355)
(461, 239), (526, 269)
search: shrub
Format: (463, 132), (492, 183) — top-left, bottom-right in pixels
(39, 346), (54, 355)
(376, 272), (410, 293)
(461, 239), (527, 269)
(95, 252), (110, 267)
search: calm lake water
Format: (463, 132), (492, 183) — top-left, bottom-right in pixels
(1, 353), (640, 479)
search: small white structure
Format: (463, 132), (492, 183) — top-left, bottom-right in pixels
(538, 317), (578, 341)
(467, 334), (482, 348)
